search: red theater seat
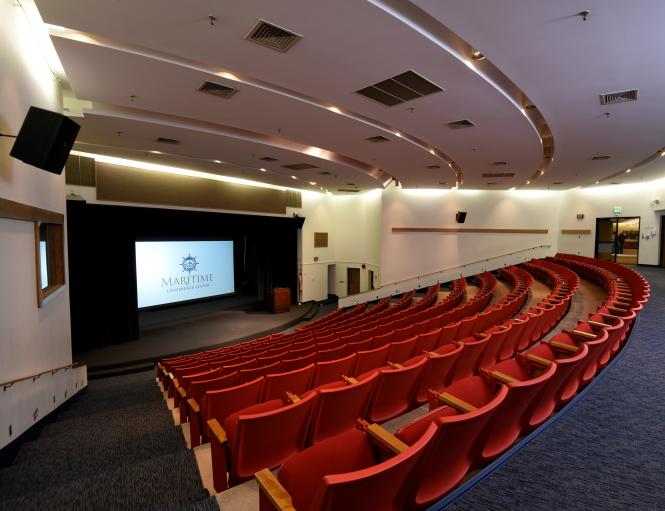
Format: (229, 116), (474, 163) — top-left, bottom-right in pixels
(280, 352), (318, 373)
(311, 353), (357, 388)
(262, 364), (315, 401)
(411, 342), (464, 405)
(386, 336), (418, 364)
(258, 422), (437, 511)
(239, 361), (282, 383)
(352, 344), (390, 377)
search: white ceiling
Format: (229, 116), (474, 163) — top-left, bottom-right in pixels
(35, 0), (665, 191)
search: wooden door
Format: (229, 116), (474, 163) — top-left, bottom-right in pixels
(347, 268), (360, 295)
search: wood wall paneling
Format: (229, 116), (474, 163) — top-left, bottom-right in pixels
(392, 227), (549, 234)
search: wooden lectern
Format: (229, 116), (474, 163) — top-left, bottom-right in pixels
(270, 287), (291, 314)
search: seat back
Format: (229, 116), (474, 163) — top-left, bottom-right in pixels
(280, 352), (318, 373)
(412, 343), (464, 405)
(352, 344), (390, 377)
(386, 336), (418, 364)
(477, 324), (511, 370)
(413, 328), (441, 355)
(263, 364), (316, 401)
(500, 319), (526, 360)
(365, 356), (428, 423)
(239, 361), (282, 383)
(397, 384), (509, 508)
(307, 371), (379, 445)
(311, 353), (357, 388)
(346, 338), (374, 356)
(437, 321), (460, 347)
(201, 377), (265, 430)
(317, 344), (348, 362)
(448, 335), (492, 383)
(190, 371), (240, 404)
(229, 392), (316, 481)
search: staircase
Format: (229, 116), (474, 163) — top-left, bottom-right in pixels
(0, 371), (217, 511)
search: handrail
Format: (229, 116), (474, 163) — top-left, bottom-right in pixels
(1, 362), (82, 391)
(381, 245), (552, 289)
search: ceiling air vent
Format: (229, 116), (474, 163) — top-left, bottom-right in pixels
(282, 163), (319, 171)
(337, 189), (360, 193)
(426, 165), (441, 169)
(446, 119), (475, 129)
(492, 161), (507, 166)
(155, 137), (180, 145)
(366, 135), (390, 143)
(600, 89), (638, 105)
(486, 182), (498, 186)
(245, 19), (302, 52)
(482, 172), (515, 178)
(260, 156), (279, 161)
(591, 155), (612, 161)
(553, 181), (564, 185)
(198, 81), (239, 99)
(319, 171), (332, 175)
(356, 70), (443, 107)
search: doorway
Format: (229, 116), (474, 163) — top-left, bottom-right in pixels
(660, 216), (665, 267)
(594, 217), (640, 265)
(368, 270), (375, 290)
(327, 264), (336, 297)
(347, 267), (360, 295)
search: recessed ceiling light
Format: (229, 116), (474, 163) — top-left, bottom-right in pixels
(213, 159), (222, 164)
(508, 187), (516, 191)
(540, 170), (545, 175)
(260, 168), (267, 172)
(526, 180), (531, 185)
(626, 169), (631, 173)
(661, 151), (665, 157)
(471, 50), (485, 60)
(327, 106), (342, 114)
(291, 175), (297, 180)
(429, 149), (436, 155)
(309, 181), (317, 185)
(595, 181), (600, 184)
(395, 132), (402, 138)
(148, 150), (163, 154)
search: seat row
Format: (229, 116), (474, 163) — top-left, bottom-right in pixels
(253, 255), (648, 510)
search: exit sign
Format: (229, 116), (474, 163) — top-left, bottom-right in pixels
(613, 206), (622, 215)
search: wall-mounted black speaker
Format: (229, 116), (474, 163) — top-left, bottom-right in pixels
(10, 107), (80, 174)
(456, 211), (467, 223)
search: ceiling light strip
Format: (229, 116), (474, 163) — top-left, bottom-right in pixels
(593, 147), (665, 186)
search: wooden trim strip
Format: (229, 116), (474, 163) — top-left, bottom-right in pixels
(0, 197), (64, 224)
(561, 229), (592, 235)
(1, 362), (81, 389)
(392, 227), (548, 234)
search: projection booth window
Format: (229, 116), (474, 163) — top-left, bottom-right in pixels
(35, 221), (65, 307)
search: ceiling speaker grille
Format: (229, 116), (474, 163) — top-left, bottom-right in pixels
(282, 163), (318, 171)
(156, 137), (179, 145)
(356, 70), (443, 107)
(600, 89), (638, 105)
(446, 119), (475, 129)
(245, 19), (302, 52)
(591, 155), (612, 160)
(260, 156), (279, 161)
(482, 172), (515, 178)
(366, 135), (390, 143)
(198, 81), (239, 99)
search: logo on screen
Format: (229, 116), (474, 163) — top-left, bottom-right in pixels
(180, 254), (199, 273)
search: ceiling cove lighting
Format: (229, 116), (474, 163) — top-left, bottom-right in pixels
(471, 50), (485, 60)
(69, 150), (315, 192)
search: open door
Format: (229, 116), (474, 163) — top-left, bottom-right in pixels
(595, 217), (640, 265)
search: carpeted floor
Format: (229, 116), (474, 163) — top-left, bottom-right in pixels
(440, 266), (665, 510)
(0, 370), (217, 511)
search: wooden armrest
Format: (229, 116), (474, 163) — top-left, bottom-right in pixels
(423, 350), (438, 357)
(169, 372), (174, 380)
(177, 386), (187, 399)
(571, 329), (597, 340)
(187, 398), (200, 414)
(286, 392), (300, 403)
(613, 300), (631, 307)
(473, 332), (488, 340)
(255, 469), (296, 511)
(550, 341), (579, 353)
(365, 422), (409, 455)
(599, 312), (620, 320)
(207, 418), (227, 445)
(525, 354), (553, 367)
(490, 371), (519, 384)
(434, 391), (478, 413)
(342, 375), (359, 385)
(607, 306), (627, 313)
(588, 320), (611, 329)
(388, 362), (404, 369)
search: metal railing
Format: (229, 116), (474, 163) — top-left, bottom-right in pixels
(1, 363), (81, 391)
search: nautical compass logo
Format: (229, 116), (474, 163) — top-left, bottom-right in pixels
(180, 254), (199, 273)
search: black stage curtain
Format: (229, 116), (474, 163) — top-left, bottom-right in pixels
(66, 201), (300, 353)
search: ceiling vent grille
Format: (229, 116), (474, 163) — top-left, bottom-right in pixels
(260, 156), (279, 161)
(553, 181), (564, 185)
(198, 81), (239, 99)
(366, 135), (390, 143)
(426, 165), (441, 169)
(446, 119), (475, 129)
(245, 19), (302, 52)
(482, 172), (515, 178)
(591, 155), (612, 160)
(337, 189), (360, 193)
(492, 161), (507, 166)
(356, 70), (443, 107)
(282, 163), (319, 171)
(319, 171), (332, 175)
(155, 137), (180, 145)
(600, 89), (638, 105)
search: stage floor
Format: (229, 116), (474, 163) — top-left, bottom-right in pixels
(76, 300), (323, 377)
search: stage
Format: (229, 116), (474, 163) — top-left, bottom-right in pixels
(76, 297), (328, 378)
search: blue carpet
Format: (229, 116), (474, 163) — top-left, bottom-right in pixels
(438, 267), (665, 510)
